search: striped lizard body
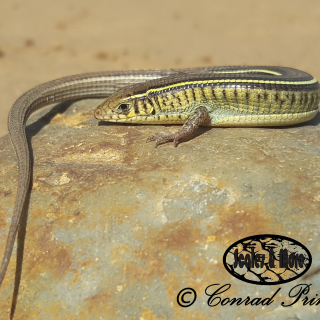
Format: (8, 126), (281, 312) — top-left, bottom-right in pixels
(0, 66), (319, 301)
(94, 66), (319, 146)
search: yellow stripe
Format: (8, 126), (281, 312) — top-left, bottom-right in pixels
(125, 77), (318, 101)
(212, 69), (282, 76)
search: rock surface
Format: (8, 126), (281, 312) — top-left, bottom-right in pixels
(0, 99), (320, 319)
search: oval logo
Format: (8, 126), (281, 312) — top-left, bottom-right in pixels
(223, 234), (312, 285)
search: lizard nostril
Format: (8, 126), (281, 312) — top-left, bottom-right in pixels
(94, 108), (102, 119)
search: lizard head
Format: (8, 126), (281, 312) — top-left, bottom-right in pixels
(94, 83), (153, 122)
(94, 89), (134, 121)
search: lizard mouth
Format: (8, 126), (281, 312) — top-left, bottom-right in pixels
(94, 104), (128, 121)
(94, 100), (115, 120)
(94, 96), (133, 120)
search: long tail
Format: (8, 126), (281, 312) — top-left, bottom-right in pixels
(0, 69), (174, 288)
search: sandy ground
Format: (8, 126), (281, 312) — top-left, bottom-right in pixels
(0, 0), (320, 138)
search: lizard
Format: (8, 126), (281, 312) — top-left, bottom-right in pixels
(0, 66), (319, 294)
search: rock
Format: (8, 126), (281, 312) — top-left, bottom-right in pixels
(0, 99), (320, 319)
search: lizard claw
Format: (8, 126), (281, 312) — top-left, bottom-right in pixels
(146, 107), (210, 147)
(146, 132), (165, 143)
(146, 132), (179, 147)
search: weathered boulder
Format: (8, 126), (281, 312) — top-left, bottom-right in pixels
(0, 99), (320, 319)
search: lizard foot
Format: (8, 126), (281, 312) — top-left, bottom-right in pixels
(146, 131), (181, 148)
(146, 107), (211, 148)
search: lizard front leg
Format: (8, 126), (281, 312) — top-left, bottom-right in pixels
(146, 106), (211, 147)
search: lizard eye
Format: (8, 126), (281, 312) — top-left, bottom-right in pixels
(117, 103), (130, 113)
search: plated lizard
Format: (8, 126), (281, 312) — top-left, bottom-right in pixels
(0, 66), (319, 295)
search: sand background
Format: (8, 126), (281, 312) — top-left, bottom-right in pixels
(0, 0), (320, 138)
